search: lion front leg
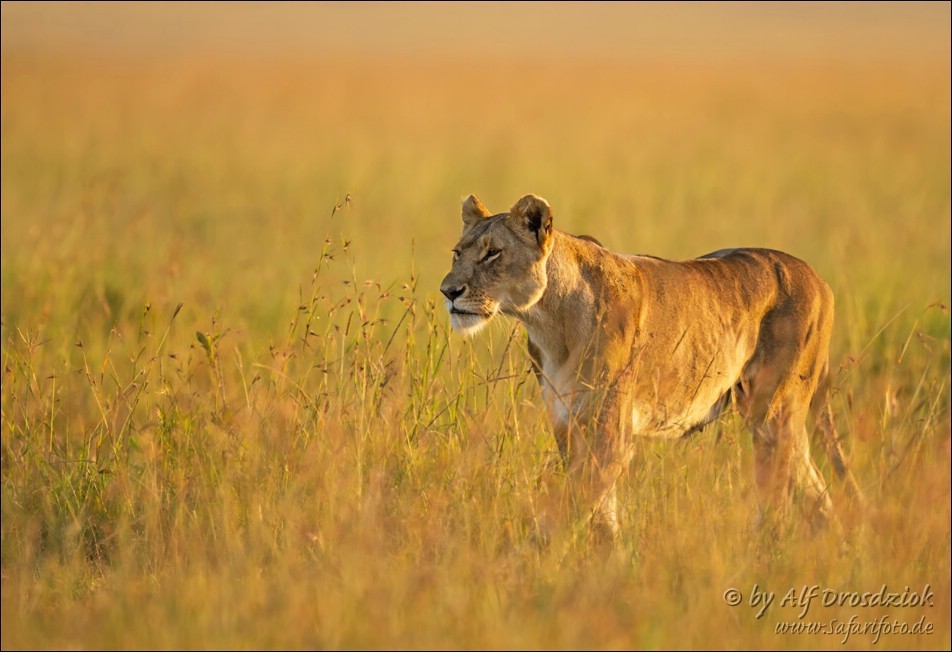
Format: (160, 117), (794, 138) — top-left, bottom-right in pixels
(560, 394), (630, 544)
(583, 461), (623, 544)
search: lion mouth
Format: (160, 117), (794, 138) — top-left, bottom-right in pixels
(447, 306), (494, 335)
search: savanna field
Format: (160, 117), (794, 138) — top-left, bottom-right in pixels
(1, 4), (950, 649)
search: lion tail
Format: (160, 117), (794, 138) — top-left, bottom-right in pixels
(812, 361), (867, 508)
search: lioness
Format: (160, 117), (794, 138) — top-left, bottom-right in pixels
(441, 193), (861, 540)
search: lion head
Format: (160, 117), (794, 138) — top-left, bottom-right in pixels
(440, 194), (555, 335)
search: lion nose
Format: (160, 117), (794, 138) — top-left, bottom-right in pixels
(441, 285), (465, 302)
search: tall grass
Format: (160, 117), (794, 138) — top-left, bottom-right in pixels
(1, 49), (949, 648)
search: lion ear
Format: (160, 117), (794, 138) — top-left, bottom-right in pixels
(510, 194), (553, 248)
(462, 194), (491, 229)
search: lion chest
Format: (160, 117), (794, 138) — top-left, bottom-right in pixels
(539, 358), (578, 428)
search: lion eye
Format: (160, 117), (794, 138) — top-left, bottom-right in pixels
(481, 248), (501, 264)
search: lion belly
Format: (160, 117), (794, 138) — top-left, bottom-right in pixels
(628, 332), (755, 439)
(630, 383), (734, 439)
(541, 341), (748, 440)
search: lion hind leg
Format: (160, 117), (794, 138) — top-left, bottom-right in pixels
(737, 335), (797, 525)
(793, 430), (836, 528)
(741, 309), (837, 530)
(749, 400), (835, 532)
(749, 414), (797, 528)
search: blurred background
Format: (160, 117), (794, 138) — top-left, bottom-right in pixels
(3, 1), (948, 61)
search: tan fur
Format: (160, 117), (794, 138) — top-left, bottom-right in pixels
(441, 193), (863, 541)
